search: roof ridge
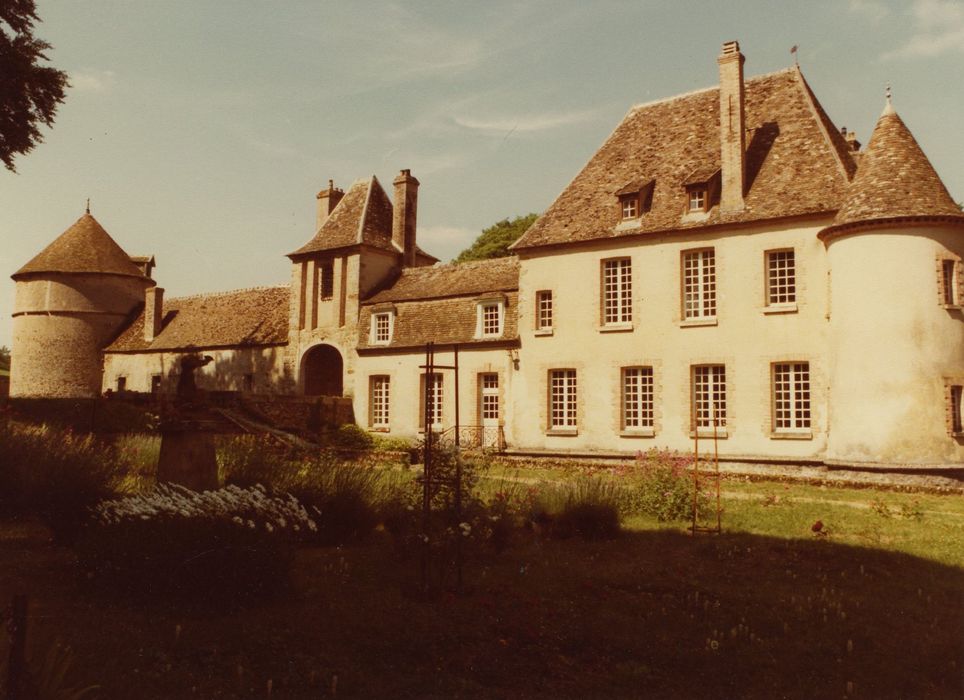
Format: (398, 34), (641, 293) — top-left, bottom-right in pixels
(402, 256), (519, 273)
(356, 176), (375, 244)
(791, 65), (855, 181)
(627, 66), (795, 113)
(167, 284), (288, 302)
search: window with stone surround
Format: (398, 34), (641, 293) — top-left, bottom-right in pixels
(766, 249), (796, 306)
(940, 257), (961, 307)
(479, 373), (499, 422)
(475, 296), (505, 339)
(602, 258), (632, 325)
(371, 311), (393, 345)
(682, 249), (716, 320)
(548, 369), (577, 431)
(419, 373), (443, 430)
(621, 366), (654, 432)
(691, 364), (726, 432)
(369, 375), (390, 429)
(535, 290), (553, 332)
(948, 383), (963, 436)
(772, 362), (811, 434)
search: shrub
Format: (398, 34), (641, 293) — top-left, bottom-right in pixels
(371, 434), (414, 453)
(80, 484), (314, 605)
(621, 449), (707, 522)
(529, 477), (622, 539)
(330, 423), (374, 451)
(114, 433), (161, 493)
(217, 434), (295, 489)
(0, 421), (122, 542)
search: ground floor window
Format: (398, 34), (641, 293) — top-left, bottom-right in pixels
(420, 373), (443, 430)
(772, 362), (811, 432)
(950, 385), (963, 435)
(370, 375), (390, 429)
(150, 375), (161, 394)
(621, 366), (654, 431)
(692, 365), (726, 430)
(549, 369), (577, 430)
(479, 373), (499, 422)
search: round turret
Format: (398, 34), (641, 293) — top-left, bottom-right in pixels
(10, 211), (154, 398)
(821, 100), (964, 466)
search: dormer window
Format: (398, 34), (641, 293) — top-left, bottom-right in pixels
(682, 167), (720, 215)
(620, 195), (639, 220)
(688, 188), (707, 212)
(475, 295), (506, 339)
(615, 180), (654, 222)
(370, 309), (394, 345)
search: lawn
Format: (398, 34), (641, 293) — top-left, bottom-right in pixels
(1, 468), (962, 699)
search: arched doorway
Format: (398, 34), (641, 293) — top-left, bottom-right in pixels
(302, 345), (343, 396)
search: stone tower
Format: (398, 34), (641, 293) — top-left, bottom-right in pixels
(10, 210), (154, 397)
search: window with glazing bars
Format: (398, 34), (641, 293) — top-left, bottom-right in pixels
(951, 385), (963, 434)
(622, 367), (654, 430)
(481, 303), (502, 336)
(536, 290), (553, 330)
(942, 260), (959, 306)
(549, 369), (577, 429)
(620, 195), (638, 219)
(373, 312), (392, 343)
(370, 376), (390, 428)
(772, 362), (811, 431)
(602, 258), (632, 324)
(682, 249), (716, 319)
(421, 373), (443, 429)
(766, 250), (796, 305)
(692, 365), (726, 429)
(480, 373), (499, 420)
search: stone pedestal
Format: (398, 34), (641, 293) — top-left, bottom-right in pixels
(157, 427), (219, 492)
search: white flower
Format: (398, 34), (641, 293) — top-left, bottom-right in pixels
(265, 523), (274, 533)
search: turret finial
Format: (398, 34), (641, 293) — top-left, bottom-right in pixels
(881, 84), (895, 116)
(85, 198), (90, 214)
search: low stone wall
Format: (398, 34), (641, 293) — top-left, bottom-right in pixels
(5, 396), (157, 432)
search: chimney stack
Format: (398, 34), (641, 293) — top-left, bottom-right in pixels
(717, 40), (747, 213)
(144, 287), (164, 343)
(392, 169), (419, 267)
(316, 179), (344, 231)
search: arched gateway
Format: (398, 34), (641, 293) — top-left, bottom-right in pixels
(302, 345), (343, 396)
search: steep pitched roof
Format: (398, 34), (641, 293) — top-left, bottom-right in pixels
(105, 286), (289, 352)
(363, 257), (520, 304)
(14, 213), (149, 279)
(289, 177), (397, 257)
(513, 68), (856, 251)
(828, 103), (964, 230)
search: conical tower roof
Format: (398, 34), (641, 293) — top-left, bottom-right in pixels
(829, 102), (964, 232)
(13, 211), (148, 279)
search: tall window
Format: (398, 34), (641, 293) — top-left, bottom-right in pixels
(371, 311), (393, 344)
(370, 375), (390, 429)
(536, 290), (553, 331)
(950, 385), (963, 435)
(116, 376), (127, 392)
(602, 258), (632, 325)
(621, 367), (654, 431)
(549, 369), (577, 430)
(480, 373), (499, 422)
(421, 373), (443, 430)
(150, 375), (162, 394)
(692, 365), (726, 430)
(481, 302), (503, 337)
(682, 249), (716, 320)
(766, 250), (796, 306)
(942, 259), (960, 306)
(772, 362), (811, 432)
(320, 261), (334, 300)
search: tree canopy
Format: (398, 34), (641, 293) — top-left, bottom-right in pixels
(455, 213), (539, 263)
(0, 346), (10, 372)
(0, 0), (68, 172)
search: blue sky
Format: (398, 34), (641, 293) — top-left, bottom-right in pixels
(2, 0), (963, 348)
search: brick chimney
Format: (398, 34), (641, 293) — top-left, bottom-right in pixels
(144, 287), (164, 343)
(392, 169), (419, 267)
(316, 179), (344, 231)
(717, 40), (746, 212)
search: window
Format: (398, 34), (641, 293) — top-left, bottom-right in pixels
(420, 373), (443, 430)
(766, 250), (796, 306)
(682, 249), (716, 320)
(320, 261), (334, 300)
(150, 375), (162, 394)
(243, 373), (254, 392)
(116, 376), (126, 392)
(548, 369), (577, 430)
(688, 188), (707, 212)
(481, 303), (503, 337)
(371, 311), (393, 345)
(941, 259), (960, 307)
(620, 194), (639, 220)
(535, 290), (553, 332)
(602, 258), (632, 325)
(480, 373), (499, 422)
(949, 385), (963, 435)
(370, 376), (390, 429)
(621, 367), (654, 432)
(692, 365), (726, 431)
(772, 362), (811, 433)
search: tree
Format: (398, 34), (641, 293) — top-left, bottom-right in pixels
(0, 0), (68, 172)
(0, 345), (10, 371)
(455, 213), (539, 263)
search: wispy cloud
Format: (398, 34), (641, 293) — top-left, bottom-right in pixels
(69, 69), (116, 93)
(454, 109), (599, 135)
(883, 0), (964, 59)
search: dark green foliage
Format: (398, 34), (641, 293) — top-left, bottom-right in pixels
(0, 345), (10, 371)
(528, 477), (622, 539)
(0, 421), (121, 543)
(454, 213), (539, 262)
(0, 0), (69, 171)
(330, 423), (375, 451)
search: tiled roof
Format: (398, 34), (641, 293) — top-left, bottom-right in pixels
(828, 104), (964, 230)
(513, 67), (856, 251)
(358, 292), (520, 350)
(289, 177), (397, 257)
(14, 213), (149, 279)
(106, 286), (289, 352)
(363, 257), (519, 304)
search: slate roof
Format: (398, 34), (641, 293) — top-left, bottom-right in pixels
(364, 257), (519, 304)
(106, 286), (289, 352)
(827, 103), (964, 232)
(512, 67), (856, 251)
(14, 213), (149, 279)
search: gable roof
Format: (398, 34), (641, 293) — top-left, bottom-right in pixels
(827, 103), (964, 232)
(363, 257), (520, 305)
(14, 212), (149, 279)
(289, 177), (397, 257)
(512, 67), (856, 251)
(105, 286), (289, 353)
